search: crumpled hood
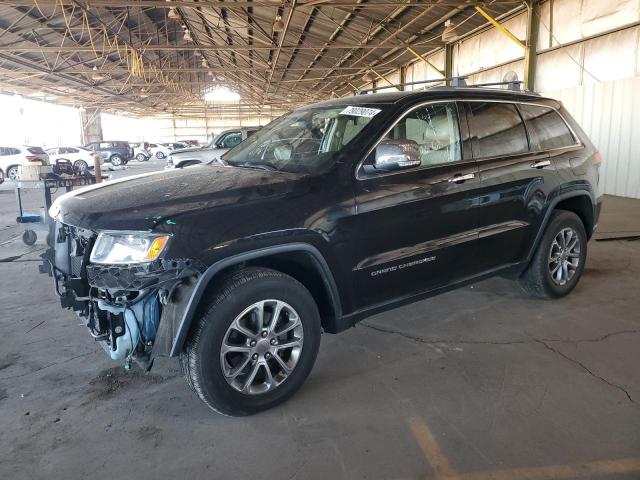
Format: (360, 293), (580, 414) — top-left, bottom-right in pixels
(51, 165), (301, 231)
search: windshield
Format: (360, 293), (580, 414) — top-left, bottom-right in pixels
(222, 105), (381, 174)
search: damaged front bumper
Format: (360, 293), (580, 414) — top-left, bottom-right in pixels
(40, 222), (202, 367)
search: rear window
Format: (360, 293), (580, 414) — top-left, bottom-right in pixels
(466, 102), (528, 158)
(27, 146), (46, 154)
(518, 104), (576, 151)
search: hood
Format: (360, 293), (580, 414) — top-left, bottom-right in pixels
(51, 165), (301, 231)
(171, 147), (227, 164)
(171, 146), (205, 154)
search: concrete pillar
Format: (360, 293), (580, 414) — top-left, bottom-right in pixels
(80, 108), (103, 145)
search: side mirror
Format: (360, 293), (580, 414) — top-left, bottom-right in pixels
(374, 140), (421, 171)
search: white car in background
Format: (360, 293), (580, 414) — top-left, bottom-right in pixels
(130, 142), (152, 162)
(147, 142), (172, 159)
(0, 145), (49, 183)
(46, 146), (95, 175)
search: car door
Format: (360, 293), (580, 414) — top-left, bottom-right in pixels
(352, 101), (481, 309)
(463, 100), (559, 271)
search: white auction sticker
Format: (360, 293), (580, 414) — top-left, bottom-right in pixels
(340, 106), (381, 118)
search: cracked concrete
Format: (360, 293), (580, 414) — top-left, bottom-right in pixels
(0, 190), (639, 480)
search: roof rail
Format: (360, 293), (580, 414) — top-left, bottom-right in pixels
(470, 80), (523, 91)
(355, 77), (527, 95)
(356, 76), (467, 95)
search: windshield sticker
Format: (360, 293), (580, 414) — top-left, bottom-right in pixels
(340, 106), (381, 118)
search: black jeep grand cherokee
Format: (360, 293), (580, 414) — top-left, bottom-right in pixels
(45, 87), (602, 416)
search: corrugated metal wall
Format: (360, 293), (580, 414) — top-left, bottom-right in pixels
(545, 78), (640, 199)
(387, 0), (640, 198)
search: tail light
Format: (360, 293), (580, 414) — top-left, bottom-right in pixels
(594, 151), (602, 166)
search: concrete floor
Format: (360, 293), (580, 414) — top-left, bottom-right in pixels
(1, 167), (639, 479)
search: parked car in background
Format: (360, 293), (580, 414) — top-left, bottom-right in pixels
(130, 142), (152, 162)
(182, 139), (200, 147)
(148, 142), (172, 159)
(85, 141), (132, 166)
(163, 142), (189, 151)
(46, 146), (95, 175)
(0, 145), (49, 181)
(166, 126), (259, 169)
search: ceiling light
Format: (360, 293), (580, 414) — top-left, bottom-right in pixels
(272, 14), (284, 33)
(441, 20), (459, 42)
(140, 88), (148, 98)
(183, 30), (192, 42)
(167, 7), (180, 20)
(201, 58), (208, 68)
(91, 65), (104, 81)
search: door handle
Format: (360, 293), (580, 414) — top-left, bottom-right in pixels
(448, 173), (475, 184)
(531, 160), (551, 169)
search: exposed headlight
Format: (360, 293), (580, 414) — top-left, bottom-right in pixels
(90, 232), (171, 265)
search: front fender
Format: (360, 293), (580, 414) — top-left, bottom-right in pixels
(155, 242), (341, 357)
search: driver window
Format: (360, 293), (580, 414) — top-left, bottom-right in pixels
(384, 103), (462, 168)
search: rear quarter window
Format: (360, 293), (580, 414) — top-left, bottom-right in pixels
(466, 102), (529, 158)
(518, 104), (576, 150)
(27, 146), (46, 154)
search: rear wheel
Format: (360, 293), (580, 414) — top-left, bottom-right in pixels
(181, 267), (321, 416)
(136, 153), (147, 162)
(7, 166), (19, 181)
(519, 210), (587, 299)
(0, 169), (4, 184)
(155, 151), (165, 159)
(110, 155), (123, 166)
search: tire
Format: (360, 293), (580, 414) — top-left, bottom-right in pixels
(519, 210), (587, 299)
(181, 267), (321, 416)
(7, 166), (19, 181)
(0, 169), (4, 185)
(22, 230), (37, 246)
(110, 155), (122, 166)
(155, 151), (165, 159)
(136, 153), (147, 162)
(73, 160), (89, 175)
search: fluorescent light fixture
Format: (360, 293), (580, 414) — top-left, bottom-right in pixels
(204, 86), (240, 102)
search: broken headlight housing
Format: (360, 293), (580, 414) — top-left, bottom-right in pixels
(90, 232), (170, 265)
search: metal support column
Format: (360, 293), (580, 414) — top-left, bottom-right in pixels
(80, 107), (102, 145)
(399, 66), (406, 91)
(524, 1), (540, 91)
(444, 43), (454, 86)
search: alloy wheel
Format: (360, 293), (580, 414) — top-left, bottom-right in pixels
(74, 160), (88, 175)
(220, 299), (304, 395)
(548, 227), (581, 286)
(7, 166), (18, 181)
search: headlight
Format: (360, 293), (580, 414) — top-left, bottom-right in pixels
(90, 232), (171, 265)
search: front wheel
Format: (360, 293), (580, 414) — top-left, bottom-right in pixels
(155, 151), (165, 159)
(0, 169), (4, 184)
(110, 155), (123, 166)
(519, 210), (587, 299)
(73, 160), (89, 175)
(181, 268), (321, 416)
(136, 153), (147, 162)
(7, 166), (19, 181)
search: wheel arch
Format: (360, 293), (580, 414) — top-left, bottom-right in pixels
(168, 243), (342, 356)
(526, 189), (595, 264)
